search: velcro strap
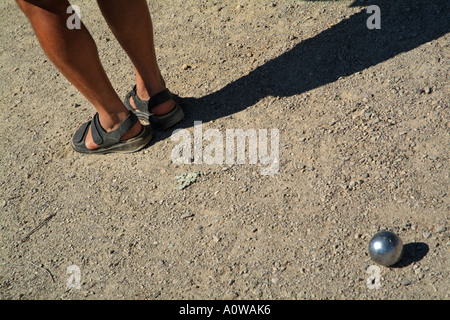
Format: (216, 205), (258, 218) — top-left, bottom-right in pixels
(91, 113), (104, 146)
(90, 112), (138, 147)
(116, 112), (138, 136)
(73, 121), (90, 144)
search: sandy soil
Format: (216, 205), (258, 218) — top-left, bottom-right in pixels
(0, 0), (449, 300)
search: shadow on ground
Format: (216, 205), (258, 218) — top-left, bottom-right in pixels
(392, 242), (430, 268)
(149, 0), (448, 143)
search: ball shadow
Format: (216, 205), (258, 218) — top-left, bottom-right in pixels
(392, 242), (429, 268)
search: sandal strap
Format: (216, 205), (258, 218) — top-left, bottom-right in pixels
(125, 85), (148, 111)
(148, 89), (173, 111)
(91, 112), (138, 146)
(72, 121), (91, 144)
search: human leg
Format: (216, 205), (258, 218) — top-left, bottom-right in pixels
(96, 0), (176, 116)
(16, 0), (145, 151)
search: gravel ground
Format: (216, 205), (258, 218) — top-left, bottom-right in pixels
(0, 0), (449, 300)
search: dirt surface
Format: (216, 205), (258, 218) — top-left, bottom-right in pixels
(0, 0), (449, 300)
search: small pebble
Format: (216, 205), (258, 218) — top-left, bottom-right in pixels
(182, 64), (190, 70)
(222, 292), (238, 300)
(401, 279), (411, 286)
(435, 225), (447, 233)
(423, 231), (431, 239)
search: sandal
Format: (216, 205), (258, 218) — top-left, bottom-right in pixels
(71, 112), (152, 154)
(124, 86), (184, 130)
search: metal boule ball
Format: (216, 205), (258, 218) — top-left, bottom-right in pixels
(368, 231), (404, 267)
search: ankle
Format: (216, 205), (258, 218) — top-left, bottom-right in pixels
(135, 83), (175, 115)
(136, 85), (151, 101)
(98, 111), (131, 132)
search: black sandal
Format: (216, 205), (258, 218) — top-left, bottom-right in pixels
(71, 112), (152, 154)
(124, 86), (184, 130)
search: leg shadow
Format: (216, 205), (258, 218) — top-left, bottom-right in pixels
(155, 0), (448, 142)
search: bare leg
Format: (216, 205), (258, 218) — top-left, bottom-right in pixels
(16, 0), (142, 150)
(97, 0), (175, 115)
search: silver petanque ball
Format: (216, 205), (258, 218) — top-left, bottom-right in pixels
(369, 231), (404, 267)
